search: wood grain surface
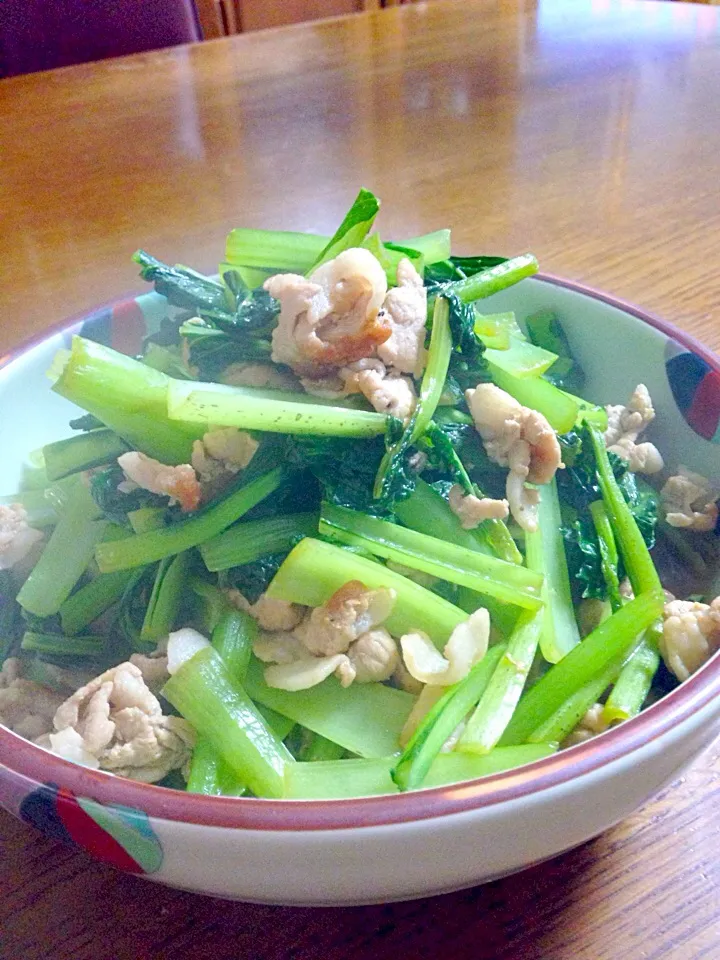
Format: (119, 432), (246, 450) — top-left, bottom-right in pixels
(2, 0), (720, 957)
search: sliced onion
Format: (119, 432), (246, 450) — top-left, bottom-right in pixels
(166, 627), (211, 675)
(264, 654), (348, 692)
(252, 632), (307, 665)
(441, 608), (489, 685)
(400, 608), (489, 686)
(400, 631), (451, 685)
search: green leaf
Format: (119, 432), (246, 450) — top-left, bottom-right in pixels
(525, 308), (585, 392)
(308, 188), (381, 272)
(424, 255), (507, 284)
(372, 296), (451, 506)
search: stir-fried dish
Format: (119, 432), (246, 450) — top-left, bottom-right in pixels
(1, 189), (718, 799)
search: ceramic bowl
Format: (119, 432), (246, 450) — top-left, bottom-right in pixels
(2, 275), (720, 905)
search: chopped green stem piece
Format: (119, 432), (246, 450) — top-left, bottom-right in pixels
(500, 589), (665, 746)
(566, 392), (607, 429)
(603, 623), (661, 725)
(53, 336), (168, 415)
(405, 742), (559, 789)
(224, 226), (445, 276)
(190, 578), (233, 634)
(42, 474), (90, 516)
(17, 483), (107, 618)
(51, 337), (203, 463)
(167, 380), (387, 437)
(474, 311), (523, 350)
(411, 297), (452, 441)
(309, 188), (380, 271)
(391, 644), (506, 791)
(186, 737), (247, 796)
(267, 537), (468, 643)
(319, 503), (543, 611)
(225, 228), (327, 272)
(299, 731), (346, 762)
(220, 262), (273, 292)
(286, 743), (556, 799)
(257, 704), (296, 742)
(525, 308), (585, 393)
(420, 422), (521, 563)
(244, 658), (413, 758)
(373, 296), (450, 499)
(588, 425), (662, 597)
(489, 365), (578, 433)
(485, 337), (558, 379)
(364, 234), (423, 285)
(211, 608), (257, 680)
(19, 453), (49, 491)
(60, 569), (137, 635)
(446, 254), (539, 304)
(396, 229), (451, 265)
(162, 646), (292, 798)
(128, 508), (168, 534)
(43, 429), (129, 481)
(140, 551), (192, 646)
(83, 404), (200, 466)
(455, 587), (521, 640)
(459, 609), (544, 755)
(394, 477), (523, 619)
(200, 512), (318, 572)
(394, 479), (492, 556)
(96, 467), (284, 572)
(589, 499), (623, 611)
(525, 480), (580, 663)
(21, 631), (106, 658)
(528, 649), (629, 744)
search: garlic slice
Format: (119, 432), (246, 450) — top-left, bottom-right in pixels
(400, 608), (490, 686)
(264, 654), (349, 692)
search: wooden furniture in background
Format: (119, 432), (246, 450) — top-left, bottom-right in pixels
(2, 0), (720, 955)
(197, 0), (382, 37)
(0, 0), (201, 76)
(241, 0), (375, 32)
(194, 0), (228, 38)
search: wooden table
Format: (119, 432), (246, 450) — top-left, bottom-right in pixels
(2, 0), (720, 956)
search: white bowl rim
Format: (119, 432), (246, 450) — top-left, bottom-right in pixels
(2, 272), (719, 832)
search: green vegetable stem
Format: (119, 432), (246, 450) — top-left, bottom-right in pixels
(96, 467), (284, 572)
(500, 589), (665, 746)
(319, 502), (543, 611)
(162, 646), (293, 799)
(459, 608), (544, 754)
(287, 742), (556, 799)
(244, 658), (413, 759)
(167, 380), (387, 437)
(266, 537), (468, 644)
(17, 480), (107, 618)
(525, 480), (581, 663)
(392, 644), (506, 791)
(43, 429), (129, 482)
(52, 336), (203, 463)
(200, 512), (318, 572)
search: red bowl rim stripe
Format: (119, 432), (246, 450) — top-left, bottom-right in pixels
(2, 273), (720, 832)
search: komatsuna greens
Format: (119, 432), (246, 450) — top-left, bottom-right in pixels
(0, 188), (710, 800)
